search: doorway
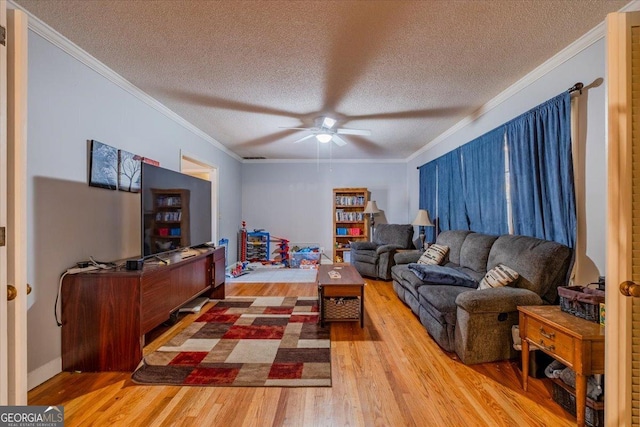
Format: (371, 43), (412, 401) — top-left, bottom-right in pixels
(180, 153), (218, 244)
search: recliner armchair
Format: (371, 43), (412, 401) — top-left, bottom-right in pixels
(350, 223), (414, 280)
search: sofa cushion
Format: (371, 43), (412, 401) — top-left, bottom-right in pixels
(417, 285), (470, 326)
(353, 250), (377, 264)
(435, 230), (473, 265)
(408, 264), (478, 288)
(478, 264), (519, 290)
(373, 224), (414, 248)
(417, 244), (449, 265)
(487, 234), (572, 304)
(398, 267), (426, 299)
(458, 233), (498, 274)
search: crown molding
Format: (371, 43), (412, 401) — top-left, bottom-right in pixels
(8, 0), (242, 162)
(242, 158), (406, 164)
(407, 0), (640, 163)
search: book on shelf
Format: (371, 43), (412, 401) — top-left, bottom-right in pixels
(335, 210), (364, 222)
(336, 227), (362, 236)
(335, 195), (366, 206)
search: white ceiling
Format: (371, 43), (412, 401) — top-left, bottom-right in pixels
(13, 0), (629, 160)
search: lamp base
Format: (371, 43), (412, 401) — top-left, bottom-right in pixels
(419, 234), (426, 251)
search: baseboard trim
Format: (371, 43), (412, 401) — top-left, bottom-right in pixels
(28, 357), (61, 390)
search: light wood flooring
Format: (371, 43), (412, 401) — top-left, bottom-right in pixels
(29, 279), (575, 426)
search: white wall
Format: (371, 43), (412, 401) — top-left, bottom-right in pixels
(26, 32), (242, 387)
(241, 161), (408, 258)
(407, 39), (608, 284)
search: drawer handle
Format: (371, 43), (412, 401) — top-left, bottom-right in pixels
(538, 340), (555, 352)
(539, 328), (555, 339)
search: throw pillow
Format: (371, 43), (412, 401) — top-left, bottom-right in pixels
(417, 244), (449, 265)
(478, 264), (520, 290)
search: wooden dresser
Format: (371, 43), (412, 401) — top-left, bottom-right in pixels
(518, 305), (604, 427)
(61, 247), (225, 372)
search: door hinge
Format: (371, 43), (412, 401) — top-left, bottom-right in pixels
(0, 25), (5, 46)
(0, 227), (5, 247)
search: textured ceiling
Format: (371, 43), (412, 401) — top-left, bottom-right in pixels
(14, 0), (628, 160)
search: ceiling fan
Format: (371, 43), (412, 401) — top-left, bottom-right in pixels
(281, 117), (371, 146)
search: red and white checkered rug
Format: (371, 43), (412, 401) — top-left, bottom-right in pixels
(132, 296), (331, 387)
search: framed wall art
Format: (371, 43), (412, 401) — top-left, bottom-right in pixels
(118, 149), (142, 193)
(89, 140), (118, 190)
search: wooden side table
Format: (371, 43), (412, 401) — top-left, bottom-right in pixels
(518, 305), (604, 427)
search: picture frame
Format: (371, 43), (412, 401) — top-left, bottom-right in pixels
(89, 140), (118, 190)
(118, 149), (142, 193)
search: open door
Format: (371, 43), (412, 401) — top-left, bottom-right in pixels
(0, 5), (29, 405)
(605, 10), (640, 426)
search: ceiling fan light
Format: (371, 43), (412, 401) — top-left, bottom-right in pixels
(316, 133), (333, 143)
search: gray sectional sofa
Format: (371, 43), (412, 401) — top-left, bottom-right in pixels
(391, 230), (572, 365)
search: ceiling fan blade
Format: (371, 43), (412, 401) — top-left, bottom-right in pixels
(336, 128), (371, 136)
(293, 134), (316, 143)
(331, 135), (348, 146)
(279, 127), (314, 131)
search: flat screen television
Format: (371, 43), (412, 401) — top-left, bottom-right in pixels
(141, 163), (212, 257)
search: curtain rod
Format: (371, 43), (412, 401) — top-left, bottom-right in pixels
(416, 83), (584, 169)
(568, 82), (583, 94)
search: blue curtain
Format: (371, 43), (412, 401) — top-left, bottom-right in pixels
(418, 161), (437, 243)
(436, 149), (468, 231)
(460, 127), (508, 235)
(506, 92), (576, 247)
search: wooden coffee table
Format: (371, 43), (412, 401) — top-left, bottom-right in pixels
(317, 264), (365, 327)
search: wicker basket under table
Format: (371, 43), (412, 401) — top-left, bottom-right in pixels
(317, 264), (365, 328)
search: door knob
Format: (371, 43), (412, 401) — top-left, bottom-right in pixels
(7, 285), (17, 301)
(6, 284), (31, 301)
(620, 281), (640, 297)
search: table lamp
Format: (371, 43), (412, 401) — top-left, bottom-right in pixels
(412, 209), (435, 251)
(363, 201), (380, 238)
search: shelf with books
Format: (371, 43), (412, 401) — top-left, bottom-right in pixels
(332, 187), (369, 262)
(149, 189), (190, 253)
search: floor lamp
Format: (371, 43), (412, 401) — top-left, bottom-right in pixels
(412, 209), (435, 251)
(363, 201), (380, 239)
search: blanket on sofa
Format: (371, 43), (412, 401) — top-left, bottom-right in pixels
(408, 263), (478, 288)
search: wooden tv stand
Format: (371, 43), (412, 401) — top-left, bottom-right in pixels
(61, 246), (225, 372)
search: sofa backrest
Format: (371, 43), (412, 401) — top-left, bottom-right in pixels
(459, 233), (499, 275)
(373, 224), (414, 248)
(435, 230), (473, 265)
(487, 234), (572, 304)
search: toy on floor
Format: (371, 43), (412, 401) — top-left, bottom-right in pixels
(270, 236), (290, 267)
(290, 245), (321, 269)
(226, 261), (250, 278)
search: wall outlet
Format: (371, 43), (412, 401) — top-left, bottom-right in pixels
(320, 247), (325, 254)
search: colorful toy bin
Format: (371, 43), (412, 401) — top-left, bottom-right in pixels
(289, 246), (322, 269)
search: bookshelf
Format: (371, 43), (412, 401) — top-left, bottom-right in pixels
(149, 188), (190, 253)
(333, 188), (369, 262)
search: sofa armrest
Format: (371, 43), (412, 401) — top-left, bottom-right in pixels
(393, 250), (422, 265)
(376, 244), (404, 254)
(455, 287), (543, 314)
(350, 241), (378, 251)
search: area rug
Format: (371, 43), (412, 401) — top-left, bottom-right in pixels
(132, 296), (331, 387)
(226, 268), (318, 283)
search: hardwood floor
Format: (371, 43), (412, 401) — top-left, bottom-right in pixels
(29, 279), (575, 426)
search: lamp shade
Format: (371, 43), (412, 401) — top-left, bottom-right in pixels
(363, 201), (380, 214)
(412, 209), (434, 227)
